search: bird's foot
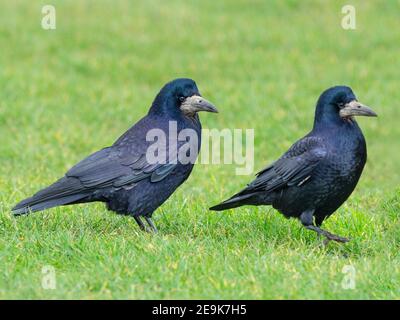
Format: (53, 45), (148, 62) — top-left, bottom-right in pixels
(306, 225), (349, 244)
(322, 232), (349, 244)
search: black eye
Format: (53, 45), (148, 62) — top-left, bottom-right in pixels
(338, 102), (345, 108)
(178, 96), (185, 103)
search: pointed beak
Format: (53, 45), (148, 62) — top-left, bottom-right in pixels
(180, 95), (218, 115)
(339, 100), (378, 118)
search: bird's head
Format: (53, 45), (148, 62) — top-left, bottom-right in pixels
(149, 78), (218, 118)
(314, 86), (377, 128)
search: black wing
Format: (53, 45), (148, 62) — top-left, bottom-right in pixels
(246, 136), (327, 193)
(12, 146), (177, 215)
(210, 136), (327, 211)
(66, 147), (177, 189)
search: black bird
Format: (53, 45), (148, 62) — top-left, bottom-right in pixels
(12, 78), (218, 232)
(211, 86), (377, 243)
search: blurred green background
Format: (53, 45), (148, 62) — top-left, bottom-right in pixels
(0, 0), (399, 299)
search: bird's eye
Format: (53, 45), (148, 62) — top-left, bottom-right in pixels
(338, 102), (345, 109)
(178, 96), (185, 103)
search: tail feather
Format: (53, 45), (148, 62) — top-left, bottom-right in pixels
(12, 176), (90, 216)
(210, 191), (262, 211)
(210, 188), (277, 211)
(12, 194), (88, 215)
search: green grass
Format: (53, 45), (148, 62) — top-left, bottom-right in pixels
(1, 0), (399, 299)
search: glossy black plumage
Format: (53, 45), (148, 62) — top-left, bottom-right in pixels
(211, 86), (377, 243)
(12, 78), (218, 231)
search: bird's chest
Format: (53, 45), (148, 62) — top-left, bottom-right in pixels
(325, 132), (367, 186)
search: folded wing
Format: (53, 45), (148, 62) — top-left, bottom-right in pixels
(210, 136), (327, 210)
(12, 146), (177, 215)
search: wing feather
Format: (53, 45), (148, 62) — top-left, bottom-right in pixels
(66, 147), (177, 190)
(246, 137), (327, 193)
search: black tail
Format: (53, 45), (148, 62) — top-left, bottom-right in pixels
(12, 176), (90, 216)
(210, 190), (263, 211)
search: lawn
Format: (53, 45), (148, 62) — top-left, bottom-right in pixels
(0, 0), (399, 299)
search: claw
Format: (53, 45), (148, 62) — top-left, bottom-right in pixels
(325, 233), (350, 243)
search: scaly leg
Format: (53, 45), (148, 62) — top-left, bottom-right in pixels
(145, 217), (158, 233)
(300, 210), (349, 244)
(133, 216), (147, 232)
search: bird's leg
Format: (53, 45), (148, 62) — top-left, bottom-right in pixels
(144, 217), (158, 233)
(300, 210), (349, 244)
(306, 225), (350, 244)
(133, 216), (148, 232)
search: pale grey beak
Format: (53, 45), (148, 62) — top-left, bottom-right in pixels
(339, 100), (378, 118)
(180, 95), (218, 116)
